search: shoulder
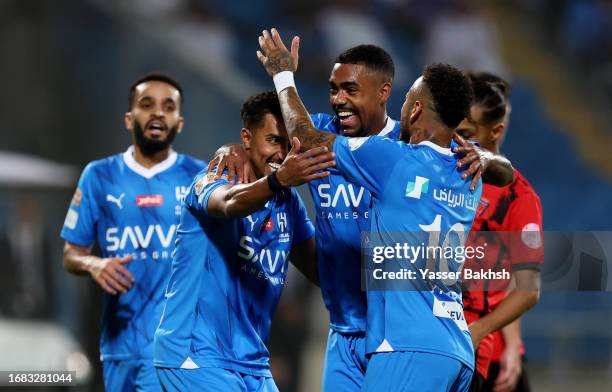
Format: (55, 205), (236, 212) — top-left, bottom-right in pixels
(511, 169), (541, 204)
(81, 154), (121, 178)
(311, 112), (338, 134)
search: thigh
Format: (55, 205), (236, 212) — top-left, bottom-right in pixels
(322, 330), (366, 392)
(103, 360), (139, 392)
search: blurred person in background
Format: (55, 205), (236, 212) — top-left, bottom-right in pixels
(60, 73), (205, 391)
(153, 91), (333, 391)
(457, 72), (542, 392)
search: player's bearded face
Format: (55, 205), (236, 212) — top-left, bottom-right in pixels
(329, 64), (384, 137)
(133, 118), (179, 155)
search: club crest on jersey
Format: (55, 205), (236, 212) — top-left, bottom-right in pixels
(277, 212), (290, 243)
(175, 186), (189, 202)
(137, 194), (163, 207)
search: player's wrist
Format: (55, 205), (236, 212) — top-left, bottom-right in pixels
(267, 170), (288, 192)
(273, 71), (295, 94)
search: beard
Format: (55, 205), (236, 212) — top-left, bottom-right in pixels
(133, 120), (178, 155)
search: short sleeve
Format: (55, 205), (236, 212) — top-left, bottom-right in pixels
(60, 163), (99, 247)
(189, 172), (230, 215)
(332, 135), (401, 197)
(504, 193), (544, 271)
(290, 190), (315, 244)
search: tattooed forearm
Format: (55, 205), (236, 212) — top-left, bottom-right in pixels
(278, 87), (336, 151)
(265, 50), (295, 76)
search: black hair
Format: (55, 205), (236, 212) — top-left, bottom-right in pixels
(422, 63), (473, 129)
(128, 73), (183, 110)
(240, 90), (282, 129)
(466, 71), (511, 124)
(335, 44), (395, 81)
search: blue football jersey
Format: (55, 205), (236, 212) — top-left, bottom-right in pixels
(153, 171), (314, 376)
(309, 113), (400, 333)
(333, 136), (481, 370)
(60, 147), (206, 361)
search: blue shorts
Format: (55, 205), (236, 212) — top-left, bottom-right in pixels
(103, 359), (162, 392)
(156, 367), (278, 392)
(322, 329), (368, 392)
(362, 351), (473, 392)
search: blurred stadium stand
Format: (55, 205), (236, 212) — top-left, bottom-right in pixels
(0, 0), (611, 390)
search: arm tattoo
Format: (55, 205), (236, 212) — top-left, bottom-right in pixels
(278, 88), (336, 151)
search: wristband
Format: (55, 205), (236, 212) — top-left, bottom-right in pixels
(273, 71), (295, 93)
(267, 171), (287, 193)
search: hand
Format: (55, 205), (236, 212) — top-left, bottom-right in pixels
(207, 145), (256, 184)
(88, 255), (135, 295)
(468, 321), (486, 349)
(276, 137), (335, 186)
(493, 344), (522, 392)
(452, 133), (490, 192)
(256, 28), (300, 76)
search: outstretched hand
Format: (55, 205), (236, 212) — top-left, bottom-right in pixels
(276, 137), (335, 187)
(256, 28), (300, 77)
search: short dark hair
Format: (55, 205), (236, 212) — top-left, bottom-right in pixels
(240, 90), (282, 129)
(466, 71), (511, 124)
(335, 44), (395, 81)
(422, 63), (473, 129)
(128, 73), (183, 110)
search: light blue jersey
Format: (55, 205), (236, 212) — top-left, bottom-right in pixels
(60, 146), (205, 361)
(310, 113), (400, 333)
(154, 171), (314, 377)
(333, 136), (481, 370)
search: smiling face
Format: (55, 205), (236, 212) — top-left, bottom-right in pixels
(329, 63), (389, 137)
(125, 80), (184, 155)
(241, 113), (290, 178)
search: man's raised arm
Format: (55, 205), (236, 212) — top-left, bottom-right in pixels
(257, 28), (336, 151)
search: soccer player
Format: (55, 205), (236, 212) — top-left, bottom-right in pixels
(61, 73), (205, 391)
(214, 41), (515, 391)
(153, 91), (335, 391)
(457, 72), (542, 392)
(258, 29), (485, 391)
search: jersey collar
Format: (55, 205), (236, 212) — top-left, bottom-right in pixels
(377, 117), (396, 137)
(418, 141), (454, 156)
(123, 146), (178, 179)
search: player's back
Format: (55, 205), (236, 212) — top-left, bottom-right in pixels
(333, 136), (481, 370)
(61, 148), (205, 361)
(309, 112), (400, 333)
(154, 171), (314, 376)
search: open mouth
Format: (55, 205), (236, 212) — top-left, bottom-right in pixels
(336, 110), (359, 131)
(267, 161), (281, 171)
(146, 120), (167, 135)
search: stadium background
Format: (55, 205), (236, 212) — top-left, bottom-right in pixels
(1, 0), (611, 390)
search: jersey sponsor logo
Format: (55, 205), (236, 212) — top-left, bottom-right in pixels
(246, 215), (259, 232)
(136, 194), (163, 207)
(433, 188), (479, 211)
(521, 223), (542, 249)
(405, 176), (429, 199)
(71, 188), (82, 207)
(237, 236), (289, 284)
(263, 218), (274, 231)
(318, 183), (365, 208)
(64, 209), (78, 230)
(348, 137), (369, 151)
(432, 296), (468, 331)
(105, 224), (176, 252)
(106, 193), (125, 209)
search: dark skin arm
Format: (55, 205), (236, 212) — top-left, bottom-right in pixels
(289, 237), (319, 286)
(208, 143), (257, 184)
(207, 138), (335, 218)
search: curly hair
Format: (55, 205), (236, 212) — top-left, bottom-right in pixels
(240, 90), (282, 129)
(335, 44), (395, 81)
(128, 72), (183, 110)
(422, 63), (473, 129)
(466, 71), (511, 124)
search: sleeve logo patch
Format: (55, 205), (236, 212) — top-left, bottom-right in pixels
(521, 223), (542, 249)
(64, 209), (79, 230)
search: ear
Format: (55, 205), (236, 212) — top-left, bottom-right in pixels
(240, 128), (252, 149)
(490, 123), (505, 143)
(380, 81), (392, 104)
(124, 112), (133, 130)
(176, 116), (185, 134)
(409, 101), (423, 125)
